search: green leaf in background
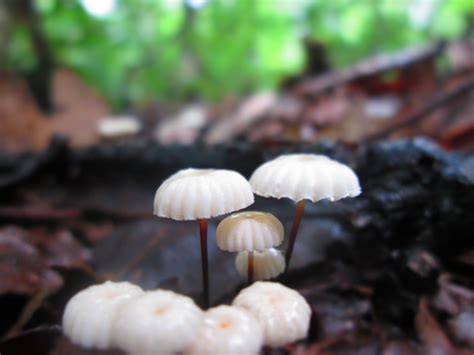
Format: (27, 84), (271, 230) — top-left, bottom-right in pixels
(2, 0), (472, 108)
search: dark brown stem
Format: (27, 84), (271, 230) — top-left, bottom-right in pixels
(198, 219), (209, 309)
(285, 200), (306, 270)
(247, 251), (254, 285)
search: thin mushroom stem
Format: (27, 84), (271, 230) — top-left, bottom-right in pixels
(198, 219), (209, 309)
(285, 200), (306, 270)
(247, 251), (254, 285)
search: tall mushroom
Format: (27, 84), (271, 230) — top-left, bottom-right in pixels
(216, 211), (284, 284)
(249, 154), (360, 269)
(154, 168), (254, 307)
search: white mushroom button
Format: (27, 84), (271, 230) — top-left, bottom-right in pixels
(232, 281), (311, 347)
(62, 281), (144, 349)
(112, 289), (203, 355)
(236, 248), (285, 281)
(216, 211), (284, 252)
(249, 153), (361, 203)
(186, 305), (263, 355)
(153, 168), (254, 221)
(98, 116), (142, 138)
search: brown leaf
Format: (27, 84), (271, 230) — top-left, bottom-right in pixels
(415, 297), (456, 355)
(0, 72), (51, 153)
(49, 69), (110, 148)
(448, 306), (474, 347)
(381, 339), (422, 355)
(0, 227), (63, 295)
(28, 228), (91, 270)
(433, 274), (474, 316)
(0, 226), (91, 296)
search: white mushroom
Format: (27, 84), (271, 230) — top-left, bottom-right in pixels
(232, 281), (311, 347)
(236, 248), (285, 281)
(154, 168), (254, 221)
(216, 211), (284, 252)
(249, 154), (361, 268)
(62, 281), (144, 349)
(186, 305), (263, 355)
(250, 154), (360, 203)
(153, 168), (254, 307)
(112, 289), (203, 355)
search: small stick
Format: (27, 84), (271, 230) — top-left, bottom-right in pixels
(247, 251), (254, 285)
(198, 219), (209, 309)
(6, 288), (51, 338)
(285, 200), (306, 270)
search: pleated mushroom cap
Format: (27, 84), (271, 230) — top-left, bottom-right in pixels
(186, 305), (263, 355)
(62, 281), (144, 349)
(154, 168), (254, 220)
(250, 154), (361, 203)
(232, 281), (311, 347)
(235, 248), (285, 280)
(112, 290), (203, 355)
(216, 211), (284, 252)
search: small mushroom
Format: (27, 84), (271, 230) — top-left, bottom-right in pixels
(186, 305), (263, 355)
(112, 289), (203, 355)
(232, 281), (311, 347)
(235, 248), (285, 281)
(216, 211), (284, 283)
(249, 154), (360, 269)
(62, 281), (144, 349)
(154, 168), (254, 307)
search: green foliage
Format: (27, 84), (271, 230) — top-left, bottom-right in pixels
(5, 0), (473, 107)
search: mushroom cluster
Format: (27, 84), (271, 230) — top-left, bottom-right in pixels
(62, 153), (361, 352)
(152, 155), (359, 299)
(62, 281), (310, 354)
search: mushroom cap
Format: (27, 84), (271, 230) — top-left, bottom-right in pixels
(186, 305), (263, 355)
(216, 211), (284, 252)
(62, 281), (144, 349)
(249, 154), (361, 203)
(235, 248), (285, 280)
(112, 289), (203, 355)
(232, 281), (311, 347)
(154, 168), (254, 221)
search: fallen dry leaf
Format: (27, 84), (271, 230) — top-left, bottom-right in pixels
(415, 297), (455, 355)
(0, 227), (63, 296)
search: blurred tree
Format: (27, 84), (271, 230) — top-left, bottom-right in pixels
(1, 0), (54, 111)
(1, 0), (472, 108)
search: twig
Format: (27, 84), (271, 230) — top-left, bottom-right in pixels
(365, 75), (474, 141)
(295, 42), (445, 97)
(4, 288), (52, 339)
